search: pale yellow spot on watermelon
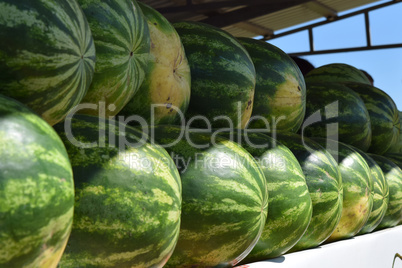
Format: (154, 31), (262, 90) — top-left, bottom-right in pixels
(147, 21), (191, 123)
(327, 196), (371, 242)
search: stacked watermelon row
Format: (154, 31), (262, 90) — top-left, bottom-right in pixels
(1, 0), (402, 267)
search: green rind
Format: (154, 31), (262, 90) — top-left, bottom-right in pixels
(354, 149), (389, 234)
(0, 0), (95, 125)
(345, 82), (400, 155)
(313, 138), (373, 242)
(386, 111), (402, 154)
(78, 0), (150, 117)
(55, 115), (182, 268)
(173, 21), (256, 129)
(218, 131), (312, 262)
(275, 133), (342, 251)
(384, 153), (402, 169)
(118, 2), (191, 125)
(370, 154), (402, 230)
(238, 38), (306, 133)
(303, 82), (372, 152)
(0, 94), (74, 267)
(145, 126), (268, 267)
(304, 63), (372, 85)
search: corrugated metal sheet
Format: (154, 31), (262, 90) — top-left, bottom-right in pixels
(141, 0), (384, 37)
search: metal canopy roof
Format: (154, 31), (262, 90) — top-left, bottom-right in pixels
(141, 0), (385, 38)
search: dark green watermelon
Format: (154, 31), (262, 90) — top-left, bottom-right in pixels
(173, 21), (256, 129)
(0, 94), (74, 267)
(219, 131), (312, 262)
(305, 63), (372, 85)
(302, 82), (372, 152)
(345, 82), (400, 155)
(146, 126), (268, 267)
(370, 154), (402, 230)
(54, 115), (182, 267)
(237, 38), (306, 133)
(0, 0), (95, 126)
(275, 133), (343, 251)
(386, 111), (402, 154)
(385, 153), (402, 168)
(313, 138), (373, 242)
(77, 0), (151, 117)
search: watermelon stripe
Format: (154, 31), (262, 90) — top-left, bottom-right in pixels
(56, 115), (182, 267)
(354, 149), (389, 234)
(370, 154), (402, 229)
(78, 0), (150, 116)
(345, 82), (400, 155)
(0, 95), (75, 267)
(147, 126), (267, 267)
(304, 82), (372, 152)
(313, 138), (373, 242)
(0, 0), (95, 125)
(304, 63), (371, 85)
(238, 37), (306, 133)
(275, 134), (342, 251)
(173, 21), (256, 129)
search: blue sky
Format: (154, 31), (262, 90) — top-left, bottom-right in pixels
(267, 0), (402, 111)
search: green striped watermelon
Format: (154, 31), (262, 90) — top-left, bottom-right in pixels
(78, 0), (151, 117)
(369, 154), (402, 230)
(54, 115), (182, 267)
(303, 82), (372, 152)
(355, 149), (389, 234)
(313, 138), (373, 242)
(217, 132), (312, 262)
(0, 94), (74, 267)
(0, 0), (95, 126)
(237, 38), (306, 133)
(119, 2), (191, 125)
(384, 153), (402, 168)
(275, 133), (343, 251)
(304, 63), (372, 85)
(147, 126), (268, 267)
(173, 21), (256, 129)
(344, 82), (400, 155)
(386, 111), (402, 154)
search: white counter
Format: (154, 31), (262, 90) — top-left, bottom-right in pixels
(237, 225), (402, 268)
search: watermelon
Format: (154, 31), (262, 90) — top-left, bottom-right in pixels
(77, 0), (150, 117)
(304, 63), (372, 85)
(217, 131), (312, 262)
(302, 82), (372, 152)
(145, 126), (268, 267)
(118, 2), (191, 125)
(0, 0), (95, 126)
(313, 138), (373, 242)
(173, 21), (256, 129)
(385, 153), (402, 168)
(344, 82), (400, 155)
(355, 149), (389, 234)
(54, 115), (182, 267)
(0, 94), (74, 267)
(275, 133), (343, 251)
(237, 38), (306, 133)
(369, 154), (402, 230)
(386, 111), (402, 154)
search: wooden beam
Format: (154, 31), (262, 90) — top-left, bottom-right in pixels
(232, 22), (274, 36)
(302, 1), (338, 19)
(199, 0), (311, 28)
